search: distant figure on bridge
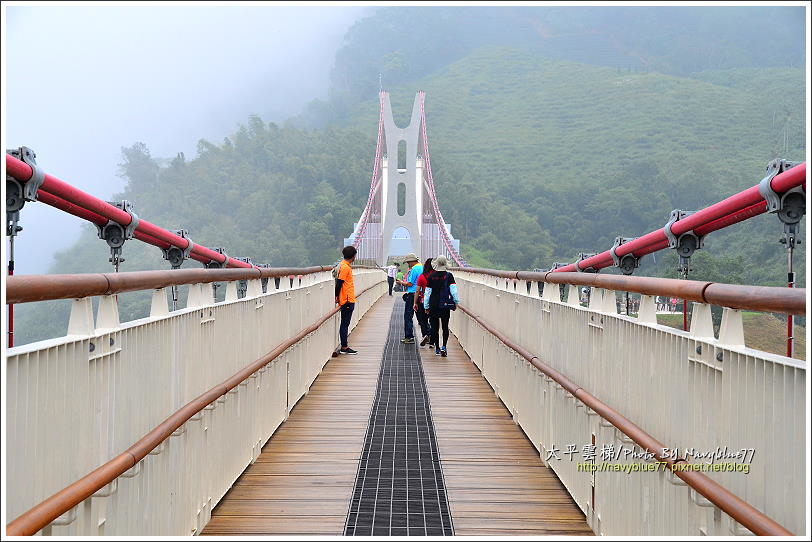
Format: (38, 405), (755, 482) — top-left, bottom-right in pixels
(395, 268), (404, 292)
(397, 253), (427, 344)
(423, 255), (460, 358)
(581, 287), (590, 306)
(335, 246), (358, 355)
(386, 263), (397, 295)
(414, 258), (434, 347)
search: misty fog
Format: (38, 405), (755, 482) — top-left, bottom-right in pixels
(4, 5), (367, 273)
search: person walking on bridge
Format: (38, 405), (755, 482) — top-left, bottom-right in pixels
(335, 245), (357, 355)
(414, 258), (434, 347)
(423, 255), (460, 357)
(397, 253), (426, 344)
(386, 263), (397, 296)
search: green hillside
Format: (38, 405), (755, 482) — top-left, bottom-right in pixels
(344, 48), (805, 282)
(324, 6), (805, 107)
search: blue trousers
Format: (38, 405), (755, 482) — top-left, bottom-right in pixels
(403, 293), (430, 339)
(403, 293), (415, 339)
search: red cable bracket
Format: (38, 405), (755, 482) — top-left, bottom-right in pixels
(758, 159), (800, 214)
(6, 146), (45, 203)
(663, 210), (704, 278)
(205, 247), (228, 269)
(610, 237), (640, 275)
(6, 147), (44, 243)
(96, 200), (140, 271)
(162, 229), (194, 269)
(575, 252), (598, 273)
(757, 158), (805, 249)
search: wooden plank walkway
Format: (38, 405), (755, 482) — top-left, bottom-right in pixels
(203, 294), (592, 536)
(422, 333), (594, 536)
(202, 295), (395, 536)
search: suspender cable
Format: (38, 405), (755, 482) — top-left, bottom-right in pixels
(7, 238), (14, 347)
(353, 91), (386, 260)
(787, 244), (795, 357)
(418, 91), (466, 267)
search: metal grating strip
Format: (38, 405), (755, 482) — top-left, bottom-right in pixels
(345, 298), (454, 536)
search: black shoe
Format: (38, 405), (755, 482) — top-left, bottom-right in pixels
(401, 337), (415, 344)
(339, 347), (358, 355)
(420, 335), (431, 346)
(441, 347), (447, 357)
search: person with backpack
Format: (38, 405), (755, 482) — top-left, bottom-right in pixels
(334, 246), (357, 355)
(422, 255), (459, 357)
(414, 257), (434, 347)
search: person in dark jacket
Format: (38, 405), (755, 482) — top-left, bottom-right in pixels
(414, 258), (434, 347)
(422, 255), (460, 357)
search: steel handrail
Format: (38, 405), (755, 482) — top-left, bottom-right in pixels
(456, 303), (792, 535)
(454, 268), (806, 316)
(5, 266), (384, 305)
(5, 281), (382, 536)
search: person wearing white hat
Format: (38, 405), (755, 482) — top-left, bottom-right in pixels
(396, 253), (426, 344)
(422, 255), (460, 357)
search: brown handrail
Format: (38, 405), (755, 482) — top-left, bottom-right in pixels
(456, 303), (792, 536)
(5, 265), (385, 305)
(5, 282), (382, 536)
(454, 267), (806, 316)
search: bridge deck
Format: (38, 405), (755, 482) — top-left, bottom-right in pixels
(202, 294), (591, 536)
(424, 333), (593, 536)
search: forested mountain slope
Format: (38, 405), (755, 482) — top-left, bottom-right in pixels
(342, 48), (805, 282)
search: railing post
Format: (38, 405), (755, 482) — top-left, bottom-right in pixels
(67, 297), (95, 335)
(689, 303), (714, 339)
(601, 289), (617, 314)
(542, 281), (558, 303)
(566, 284), (580, 306)
(150, 288), (169, 317)
(186, 283), (206, 309)
(637, 295), (657, 324)
(588, 286), (606, 312)
(224, 281), (238, 301)
(95, 295), (120, 330)
(717, 308), (745, 347)
(246, 279), (262, 298)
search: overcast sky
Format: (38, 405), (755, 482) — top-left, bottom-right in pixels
(3, 4), (367, 273)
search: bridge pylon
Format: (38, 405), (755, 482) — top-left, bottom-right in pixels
(346, 91), (464, 267)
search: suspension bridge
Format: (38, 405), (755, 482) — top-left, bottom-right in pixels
(3, 91), (808, 536)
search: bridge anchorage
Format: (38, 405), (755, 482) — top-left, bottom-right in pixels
(345, 91), (466, 267)
(2, 94), (808, 537)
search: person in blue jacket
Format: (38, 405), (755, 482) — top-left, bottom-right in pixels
(422, 255), (460, 358)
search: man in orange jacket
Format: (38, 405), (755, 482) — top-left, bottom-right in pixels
(335, 245), (357, 354)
